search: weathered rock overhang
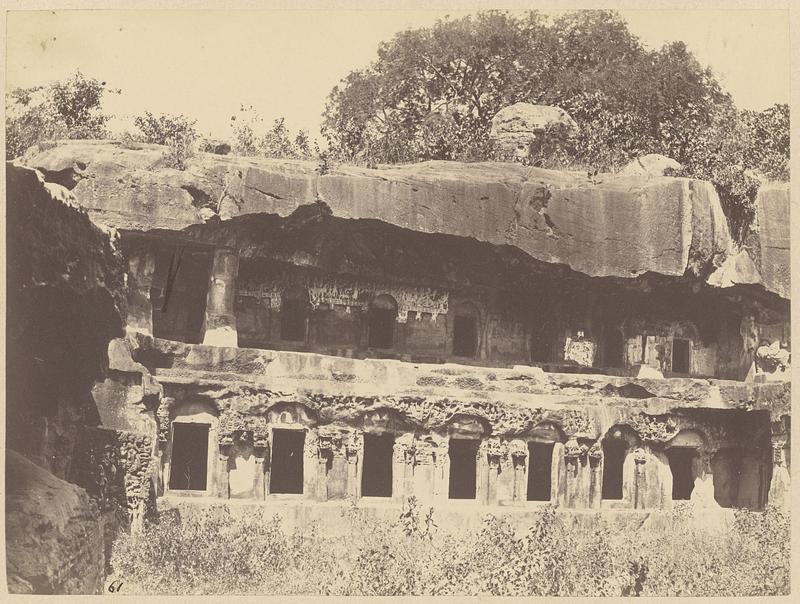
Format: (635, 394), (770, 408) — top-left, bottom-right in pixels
(20, 139), (788, 296)
(5, 163), (128, 473)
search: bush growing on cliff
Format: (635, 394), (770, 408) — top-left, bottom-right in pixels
(110, 501), (789, 596)
(129, 112), (199, 171)
(230, 105), (315, 160)
(5, 70), (116, 160)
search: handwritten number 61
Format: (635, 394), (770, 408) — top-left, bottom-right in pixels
(108, 580), (124, 593)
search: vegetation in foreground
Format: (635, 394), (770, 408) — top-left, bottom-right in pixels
(110, 498), (789, 596)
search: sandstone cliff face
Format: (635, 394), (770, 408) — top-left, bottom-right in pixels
(5, 450), (111, 594)
(751, 182), (790, 299)
(23, 139), (753, 287)
(6, 162), (127, 476)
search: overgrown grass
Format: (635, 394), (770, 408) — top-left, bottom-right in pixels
(110, 498), (789, 596)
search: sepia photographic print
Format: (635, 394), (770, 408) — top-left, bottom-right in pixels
(2, 2), (794, 598)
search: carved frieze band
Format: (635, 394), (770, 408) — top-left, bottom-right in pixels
(237, 276), (448, 322)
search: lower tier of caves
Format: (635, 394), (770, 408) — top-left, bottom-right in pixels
(89, 332), (791, 515)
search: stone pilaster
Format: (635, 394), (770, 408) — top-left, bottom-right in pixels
(482, 438), (505, 506)
(768, 416), (790, 508)
(302, 431), (319, 500)
(563, 439), (583, 508)
(433, 440), (449, 502)
(253, 434), (269, 500)
(216, 444), (231, 499)
(345, 431), (362, 499)
(392, 436), (412, 503)
(588, 441), (603, 509)
(633, 447), (647, 509)
(202, 247), (239, 347)
(509, 440), (528, 503)
(413, 441), (436, 503)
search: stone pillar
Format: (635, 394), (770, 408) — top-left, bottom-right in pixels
(217, 443), (231, 499)
(346, 432), (362, 500)
(392, 436), (412, 504)
(588, 442), (603, 509)
(202, 247), (239, 347)
(413, 442), (436, 504)
(768, 416), (790, 508)
(509, 441), (528, 503)
(633, 448), (647, 509)
(433, 441), (449, 503)
(482, 438), (505, 506)
(563, 439), (582, 508)
(303, 431), (319, 500)
(127, 248), (156, 335)
(253, 435), (268, 500)
(318, 451), (331, 502)
(553, 442), (566, 504)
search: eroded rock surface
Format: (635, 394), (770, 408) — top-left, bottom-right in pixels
(5, 450), (110, 594)
(751, 182), (790, 299)
(23, 140), (742, 283)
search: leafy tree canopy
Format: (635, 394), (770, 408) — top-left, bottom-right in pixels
(321, 10), (788, 240)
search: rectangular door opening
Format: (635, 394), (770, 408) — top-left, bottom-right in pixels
(672, 338), (691, 374)
(527, 441), (554, 501)
(667, 447), (697, 500)
(270, 429), (305, 494)
(453, 315), (478, 357)
(361, 433), (394, 497)
(448, 438), (479, 499)
(169, 423), (210, 491)
(601, 440), (626, 500)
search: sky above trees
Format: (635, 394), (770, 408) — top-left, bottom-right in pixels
(6, 9), (789, 140)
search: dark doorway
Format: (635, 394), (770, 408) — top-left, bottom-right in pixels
(530, 322), (553, 363)
(672, 339), (691, 374)
(601, 439), (626, 499)
(453, 314), (478, 357)
(527, 442), (554, 501)
(169, 423), (209, 491)
(270, 429), (305, 494)
(368, 296), (397, 349)
(602, 327), (624, 368)
(361, 433), (395, 497)
(151, 245), (213, 344)
(280, 298), (307, 341)
(448, 439), (479, 499)
(667, 447), (697, 500)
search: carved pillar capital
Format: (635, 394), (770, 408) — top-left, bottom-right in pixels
(345, 431), (363, 464)
(481, 437), (507, 467)
(633, 447), (647, 464)
(564, 438), (586, 462)
(588, 441), (603, 465)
